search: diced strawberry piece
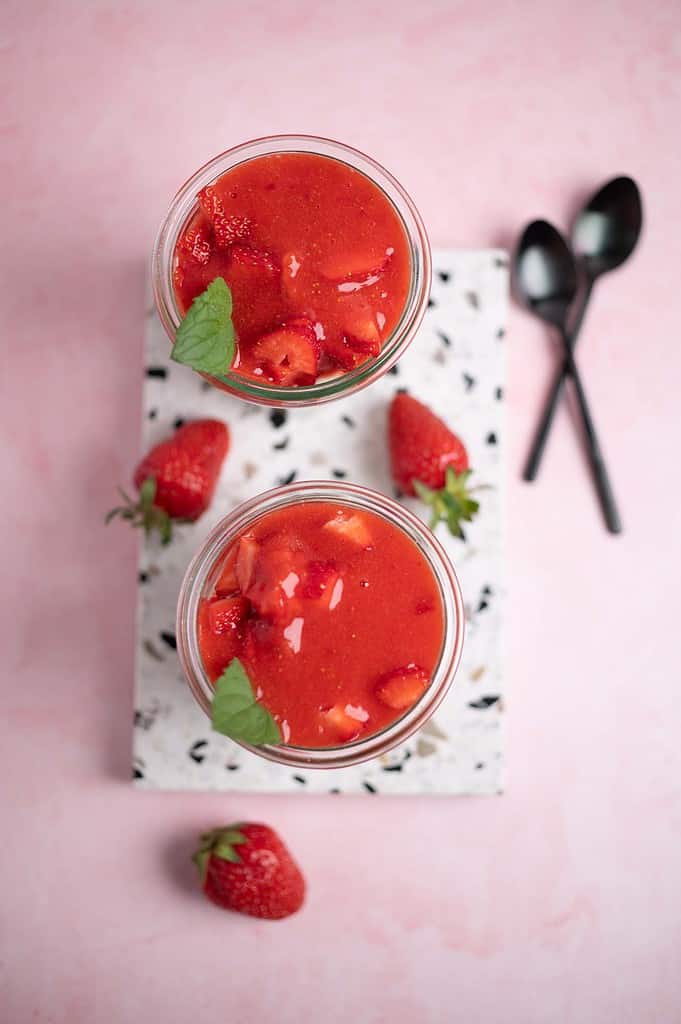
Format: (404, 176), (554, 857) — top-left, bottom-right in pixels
(230, 244), (279, 274)
(375, 666), (430, 710)
(241, 617), (297, 673)
(236, 534), (258, 593)
(282, 317), (321, 354)
(241, 536), (305, 622)
(253, 325), (319, 386)
(346, 333), (381, 357)
(343, 310), (381, 357)
(198, 185), (252, 248)
(301, 560), (343, 609)
(301, 560), (336, 599)
(198, 599), (242, 680)
(246, 578), (292, 621)
(178, 217), (212, 265)
(320, 248), (392, 283)
(323, 335), (369, 371)
(207, 595), (250, 636)
(322, 703), (369, 743)
(214, 543), (239, 597)
(322, 511), (372, 548)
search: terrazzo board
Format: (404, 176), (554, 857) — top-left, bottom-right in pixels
(134, 249), (508, 795)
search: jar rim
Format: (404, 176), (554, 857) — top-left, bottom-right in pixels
(176, 481), (465, 769)
(152, 134), (431, 408)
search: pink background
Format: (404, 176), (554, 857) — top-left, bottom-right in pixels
(2, 2), (681, 1021)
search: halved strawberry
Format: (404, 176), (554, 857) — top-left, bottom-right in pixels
(322, 511), (372, 548)
(198, 185), (252, 248)
(322, 703), (369, 743)
(207, 595), (250, 635)
(214, 544), (239, 597)
(375, 666), (429, 710)
(230, 244), (279, 274)
(253, 320), (319, 386)
(178, 216), (212, 265)
(301, 560), (343, 609)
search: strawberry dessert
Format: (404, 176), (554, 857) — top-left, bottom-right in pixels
(172, 152), (411, 388)
(197, 501), (445, 749)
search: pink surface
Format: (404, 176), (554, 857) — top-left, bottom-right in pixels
(2, 2), (681, 1021)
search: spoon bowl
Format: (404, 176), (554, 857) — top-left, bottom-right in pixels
(514, 220), (577, 329)
(572, 175), (643, 279)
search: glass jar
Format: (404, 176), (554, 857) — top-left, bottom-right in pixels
(152, 134), (431, 407)
(176, 481), (464, 769)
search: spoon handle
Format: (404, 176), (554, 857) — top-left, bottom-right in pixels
(523, 279), (593, 481)
(559, 329), (623, 534)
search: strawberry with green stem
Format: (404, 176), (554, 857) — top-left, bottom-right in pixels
(193, 822), (305, 920)
(107, 419), (229, 544)
(389, 392), (485, 539)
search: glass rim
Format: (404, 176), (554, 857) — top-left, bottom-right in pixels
(152, 134), (431, 408)
(176, 480), (465, 769)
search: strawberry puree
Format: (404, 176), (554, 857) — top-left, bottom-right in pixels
(197, 502), (444, 747)
(173, 152), (411, 385)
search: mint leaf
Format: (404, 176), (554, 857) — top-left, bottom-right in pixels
(171, 277), (235, 376)
(212, 659), (283, 746)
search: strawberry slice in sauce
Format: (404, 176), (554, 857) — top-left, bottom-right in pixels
(253, 318), (320, 386)
(198, 185), (252, 249)
(178, 215), (212, 265)
(214, 543), (239, 596)
(230, 244), (279, 274)
(321, 247), (392, 284)
(207, 596), (250, 635)
(301, 560), (344, 610)
(321, 703), (370, 742)
(343, 308), (382, 357)
(199, 598), (244, 680)
(322, 510), (372, 548)
(375, 665), (429, 710)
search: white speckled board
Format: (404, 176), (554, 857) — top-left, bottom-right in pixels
(133, 250), (508, 794)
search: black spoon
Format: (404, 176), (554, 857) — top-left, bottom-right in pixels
(514, 220), (622, 534)
(524, 176), (643, 481)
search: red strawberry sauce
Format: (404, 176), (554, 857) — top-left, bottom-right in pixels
(198, 502), (444, 747)
(173, 153), (411, 386)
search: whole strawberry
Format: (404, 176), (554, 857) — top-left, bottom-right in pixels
(389, 392), (480, 538)
(107, 419), (229, 543)
(193, 823), (305, 920)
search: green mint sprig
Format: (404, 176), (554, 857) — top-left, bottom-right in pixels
(211, 658), (283, 746)
(171, 277), (235, 376)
